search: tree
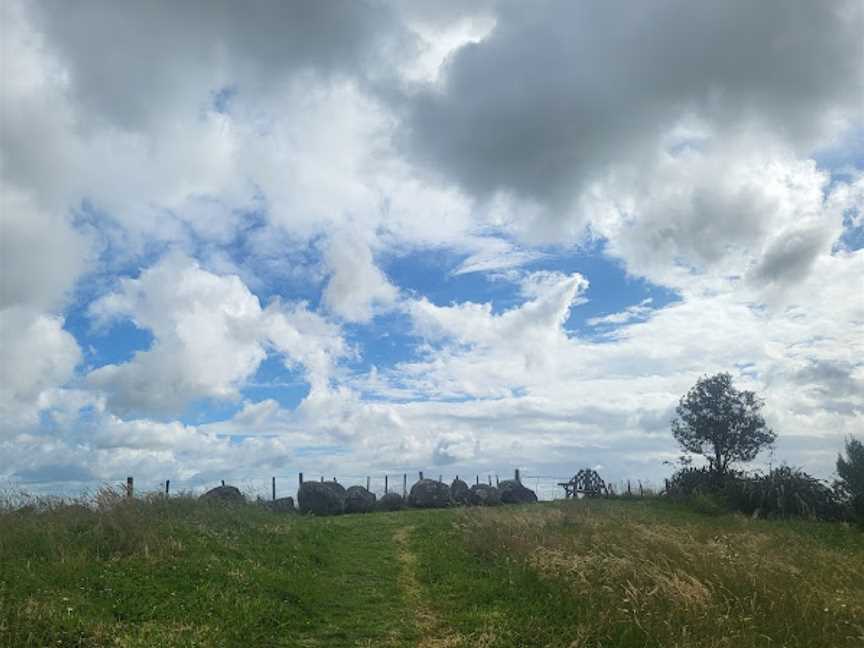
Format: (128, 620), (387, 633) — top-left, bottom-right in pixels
(671, 373), (775, 480)
(836, 436), (864, 500)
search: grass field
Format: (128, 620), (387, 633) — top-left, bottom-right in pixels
(1, 493), (862, 647)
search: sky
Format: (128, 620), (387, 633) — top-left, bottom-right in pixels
(1, 0), (863, 498)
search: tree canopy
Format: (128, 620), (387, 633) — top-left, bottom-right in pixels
(836, 436), (864, 500)
(671, 373), (775, 477)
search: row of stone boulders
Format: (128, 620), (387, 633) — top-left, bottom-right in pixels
(200, 475), (538, 516)
(199, 485), (300, 512)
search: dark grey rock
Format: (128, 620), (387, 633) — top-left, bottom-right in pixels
(376, 492), (404, 511)
(267, 497), (295, 513)
(450, 478), (470, 505)
(345, 486), (376, 514)
(469, 483), (501, 506)
(498, 480), (538, 504)
(408, 479), (451, 508)
(298, 481), (345, 515)
(200, 485), (245, 504)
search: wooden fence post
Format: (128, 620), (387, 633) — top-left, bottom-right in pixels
(627, 480), (632, 496)
(299, 472), (304, 486)
(515, 468), (520, 483)
(402, 473), (407, 497)
(438, 474), (442, 483)
(165, 479), (170, 496)
(639, 481), (644, 497)
(475, 475), (479, 485)
(126, 476), (133, 498)
(488, 475), (492, 486)
(385, 475), (389, 494)
(419, 471), (424, 480)
(366, 476), (370, 491)
(320, 476), (324, 482)
(221, 479), (225, 486)
(495, 474), (499, 487)
(272, 476), (276, 501)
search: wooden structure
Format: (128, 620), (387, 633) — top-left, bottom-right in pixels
(558, 469), (608, 499)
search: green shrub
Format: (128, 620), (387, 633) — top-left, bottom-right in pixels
(836, 436), (864, 496)
(835, 436), (864, 526)
(725, 466), (843, 521)
(666, 466), (730, 497)
(664, 465), (850, 522)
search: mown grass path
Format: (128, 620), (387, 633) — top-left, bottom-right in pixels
(393, 524), (463, 648)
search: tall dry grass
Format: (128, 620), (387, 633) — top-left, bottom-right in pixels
(457, 500), (864, 648)
(0, 486), (267, 563)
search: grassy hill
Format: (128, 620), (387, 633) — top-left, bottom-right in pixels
(1, 494), (862, 647)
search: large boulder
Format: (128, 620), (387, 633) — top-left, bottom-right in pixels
(267, 497), (295, 513)
(450, 478), (470, 505)
(408, 479), (451, 508)
(376, 492), (404, 512)
(298, 481), (345, 515)
(469, 483), (501, 506)
(345, 486), (376, 514)
(498, 480), (538, 504)
(200, 485), (245, 504)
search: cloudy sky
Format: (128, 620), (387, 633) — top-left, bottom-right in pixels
(2, 0), (862, 496)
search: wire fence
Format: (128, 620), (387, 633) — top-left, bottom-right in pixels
(4, 470), (664, 503)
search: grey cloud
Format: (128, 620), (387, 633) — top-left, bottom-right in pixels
(752, 227), (829, 286)
(398, 0), (862, 209)
(32, 0), (412, 130)
(636, 406), (675, 435)
(794, 360), (863, 398)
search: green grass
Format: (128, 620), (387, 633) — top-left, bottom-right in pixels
(0, 493), (417, 647)
(1, 492), (862, 647)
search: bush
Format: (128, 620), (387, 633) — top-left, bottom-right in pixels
(665, 466), (730, 497)
(665, 465), (849, 522)
(835, 436), (864, 526)
(725, 466), (844, 521)
(835, 436), (864, 497)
